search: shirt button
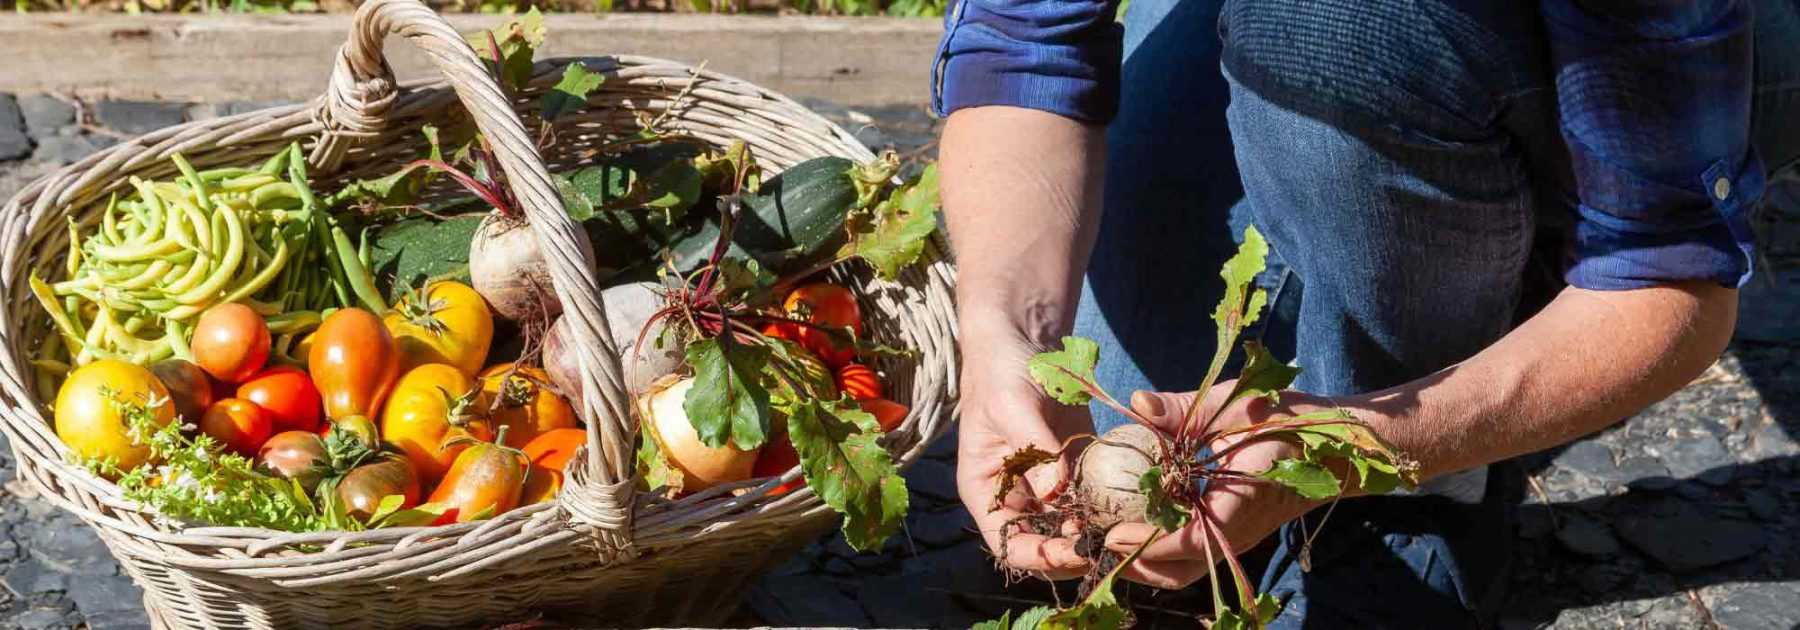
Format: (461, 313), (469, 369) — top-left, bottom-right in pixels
(1713, 177), (1732, 200)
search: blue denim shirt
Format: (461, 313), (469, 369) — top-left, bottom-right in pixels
(932, 0), (1761, 291)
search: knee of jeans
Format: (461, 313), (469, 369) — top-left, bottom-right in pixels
(1219, 0), (1543, 145)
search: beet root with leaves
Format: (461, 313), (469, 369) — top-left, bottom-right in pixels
(980, 227), (1420, 630)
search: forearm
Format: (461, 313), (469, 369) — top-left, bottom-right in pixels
(941, 106), (1106, 348)
(1354, 282), (1738, 482)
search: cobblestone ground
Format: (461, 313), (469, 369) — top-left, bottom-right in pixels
(0, 93), (1796, 629)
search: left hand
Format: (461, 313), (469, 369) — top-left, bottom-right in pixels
(1101, 382), (1336, 590)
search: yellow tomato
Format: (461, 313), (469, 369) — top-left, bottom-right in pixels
(379, 364), (492, 484)
(54, 359), (175, 472)
(385, 281), (494, 377)
(478, 363), (578, 449)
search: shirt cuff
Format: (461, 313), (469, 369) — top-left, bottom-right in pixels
(1565, 150), (1762, 290)
(930, 0), (1123, 123)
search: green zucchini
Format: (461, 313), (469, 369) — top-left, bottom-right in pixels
(663, 156), (866, 275)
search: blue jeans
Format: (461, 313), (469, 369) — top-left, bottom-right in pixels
(1075, 0), (1800, 627)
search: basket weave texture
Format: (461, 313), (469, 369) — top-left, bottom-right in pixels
(0, 1), (959, 627)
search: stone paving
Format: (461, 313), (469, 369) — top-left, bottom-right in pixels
(0, 92), (1796, 629)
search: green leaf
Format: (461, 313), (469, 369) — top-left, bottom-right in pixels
(1195, 225), (1272, 400)
(631, 161), (704, 213)
(1011, 606), (1057, 630)
(466, 7), (545, 89)
(1224, 340), (1301, 408)
(1139, 466), (1191, 532)
(714, 256), (776, 304)
(540, 62), (605, 122)
(1213, 609), (1249, 630)
(972, 611), (1012, 630)
(843, 163), (939, 279)
(1027, 336), (1100, 405)
(1255, 458), (1342, 500)
(1284, 412), (1417, 495)
(374, 501), (454, 528)
(367, 215), (484, 302)
(787, 398), (908, 552)
(684, 338), (774, 450)
(1253, 592), (1282, 624)
(365, 494), (408, 525)
(635, 431), (684, 495)
(555, 166), (612, 221)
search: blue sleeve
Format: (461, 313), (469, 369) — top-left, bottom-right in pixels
(930, 0), (1124, 123)
(1544, 0), (1761, 290)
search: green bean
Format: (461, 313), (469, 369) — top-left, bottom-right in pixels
(131, 179), (165, 239)
(172, 153), (212, 215)
(171, 204), (245, 305)
(329, 224), (386, 314)
(217, 236), (288, 306)
(258, 147), (290, 176)
(244, 299), (284, 316)
(287, 144), (319, 211)
(250, 181), (300, 208)
(137, 297), (177, 312)
(219, 173), (277, 192)
(100, 195), (125, 246)
(199, 166), (254, 181)
(64, 221), (82, 278)
(122, 315), (147, 335)
(266, 310), (321, 335)
(161, 251), (211, 295)
(30, 275), (87, 356)
(166, 319), (192, 362)
(209, 203), (229, 260)
(89, 234), (181, 263)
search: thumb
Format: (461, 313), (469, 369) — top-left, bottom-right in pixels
(1129, 390), (1199, 435)
(1015, 419), (1072, 501)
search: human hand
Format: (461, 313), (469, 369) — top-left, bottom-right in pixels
(955, 328), (1097, 579)
(1101, 383), (1335, 589)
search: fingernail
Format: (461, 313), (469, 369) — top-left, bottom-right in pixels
(1105, 525), (1149, 552)
(1131, 390), (1165, 417)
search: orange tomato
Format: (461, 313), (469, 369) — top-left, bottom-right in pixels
(427, 431), (530, 522)
(782, 283), (862, 368)
(236, 366), (323, 434)
(309, 308), (402, 420)
(836, 363), (883, 400)
(191, 303), (271, 383)
(478, 364), (578, 449)
(520, 428), (585, 504)
(859, 398), (908, 433)
(199, 399), (274, 456)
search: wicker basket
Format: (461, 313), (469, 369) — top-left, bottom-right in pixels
(0, 1), (959, 627)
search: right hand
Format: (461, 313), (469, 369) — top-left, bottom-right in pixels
(955, 328), (1096, 579)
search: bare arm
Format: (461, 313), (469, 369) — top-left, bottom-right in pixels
(943, 105), (1107, 576)
(1358, 282), (1738, 482)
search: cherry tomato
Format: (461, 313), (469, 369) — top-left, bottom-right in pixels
(199, 399), (273, 456)
(520, 428), (585, 505)
(336, 455), (421, 522)
(191, 303), (271, 383)
(257, 430), (329, 490)
(835, 363), (883, 400)
(782, 283), (862, 368)
(751, 435), (804, 496)
(237, 366), (323, 434)
(859, 398), (908, 433)
(309, 308), (402, 420)
(148, 359), (216, 424)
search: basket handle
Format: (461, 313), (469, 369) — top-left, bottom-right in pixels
(312, 0), (639, 539)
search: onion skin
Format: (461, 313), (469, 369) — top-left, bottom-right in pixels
(470, 213), (559, 323)
(640, 377), (757, 492)
(542, 282), (685, 401)
(1077, 423), (1160, 530)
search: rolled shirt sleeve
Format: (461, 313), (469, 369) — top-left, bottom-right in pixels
(930, 0), (1124, 123)
(1544, 0), (1762, 290)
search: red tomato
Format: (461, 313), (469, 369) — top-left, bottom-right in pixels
(836, 363), (883, 400)
(191, 303), (271, 383)
(237, 367), (323, 434)
(199, 398), (273, 456)
(859, 398), (908, 433)
(752, 435), (804, 496)
(783, 283), (862, 368)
